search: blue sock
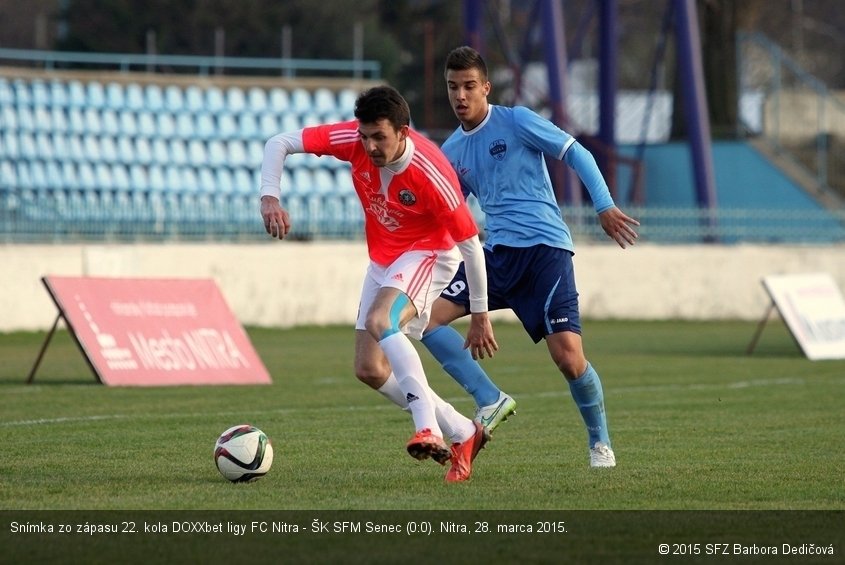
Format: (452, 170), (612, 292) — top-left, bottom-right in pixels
(568, 363), (611, 448)
(421, 325), (501, 407)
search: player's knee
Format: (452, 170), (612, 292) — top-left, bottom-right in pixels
(363, 313), (396, 341)
(555, 355), (587, 381)
(355, 360), (390, 389)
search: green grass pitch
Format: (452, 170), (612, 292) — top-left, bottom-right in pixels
(1, 320), (843, 512)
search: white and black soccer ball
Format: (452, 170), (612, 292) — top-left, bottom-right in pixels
(214, 424), (273, 482)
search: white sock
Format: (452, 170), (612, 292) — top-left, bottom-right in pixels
(378, 372), (475, 443)
(378, 333), (441, 436)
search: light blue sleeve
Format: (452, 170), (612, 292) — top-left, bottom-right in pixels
(563, 141), (615, 213)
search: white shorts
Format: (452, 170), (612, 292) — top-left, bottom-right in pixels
(355, 247), (461, 339)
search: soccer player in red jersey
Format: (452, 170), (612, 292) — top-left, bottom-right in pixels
(260, 86), (496, 482)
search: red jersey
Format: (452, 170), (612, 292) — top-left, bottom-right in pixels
(301, 121), (479, 265)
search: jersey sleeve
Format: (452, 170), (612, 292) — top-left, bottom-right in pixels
(301, 120), (359, 162)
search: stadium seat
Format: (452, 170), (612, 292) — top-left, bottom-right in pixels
(118, 110), (138, 137)
(18, 132), (38, 160)
(86, 81), (106, 109)
(32, 132), (53, 161)
(0, 159), (17, 190)
(227, 139), (249, 167)
(188, 139), (207, 164)
(145, 84), (165, 111)
(116, 136), (135, 164)
(247, 87), (268, 113)
(31, 80), (50, 107)
(185, 85), (204, 113)
(67, 80), (86, 108)
(268, 88), (290, 112)
(312, 167), (336, 195)
(157, 112), (177, 138)
(168, 138), (189, 166)
(217, 113), (238, 138)
(44, 160), (64, 190)
(15, 106), (35, 132)
(246, 139), (264, 168)
(151, 137), (170, 165)
(197, 166), (216, 191)
(259, 114), (279, 138)
(175, 113), (195, 138)
(0, 78), (13, 106)
(83, 135), (102, 162)
(99, 136), (119, 163)
(337, 88), (357, 118)
(207, 139), (227, 167)
(279, 113), (300, 132)
(125, 83), (145, 111)
(12, 79), (31, 107)
(105, 82), (124, 109)
(129, 164), (149, 192)
(312, 88), (337, 117)
(232, 167), (253, 195)
(290, 88), (312, 115)
(238, 112), (259, 140)
(134, 137), (153, 165)
(100, 109), (120, 136)
(111, 163), (131, 191)
(299, 111), (320, 128)
(76, 162), (97, 191)
(195, 113), (216, 139)
(291, 168), (314, 196)
(48, 107), (67, 133)
(226, 86), (246, 113)
(205, 86), (225, 113)
(215, 167), (234, 193)
(66, 107), (85, 135)
(180, 166), (200, 192)
(94, 162), (113, 190)
(1, 106), (18, 132)
(83, 107), (102, 135)
(60, 161), (79, 189)
(165, 165), (184, 192)
(164, 85), (185, 112)
(48, 80), (69, 108)
(137, 112), (157, 137)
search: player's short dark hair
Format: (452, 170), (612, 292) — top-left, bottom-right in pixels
(354, 86), (410, 130)
(444, 46), (488, 81)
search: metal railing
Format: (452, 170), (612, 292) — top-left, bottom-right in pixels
(0, 47), (381, 79)
(737, 32), (845, 197)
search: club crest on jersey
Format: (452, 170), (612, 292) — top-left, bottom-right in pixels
(489, 139), (507, 161)
(398, 189), (416, 206)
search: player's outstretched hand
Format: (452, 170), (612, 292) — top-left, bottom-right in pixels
(464, 312), (498, 360)
(260, 195), (292, 240)
(599, 207), (639, 248)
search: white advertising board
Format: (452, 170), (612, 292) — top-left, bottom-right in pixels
(762, 273), (845, 360)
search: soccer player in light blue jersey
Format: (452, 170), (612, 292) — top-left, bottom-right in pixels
(420, 46), (639, 468)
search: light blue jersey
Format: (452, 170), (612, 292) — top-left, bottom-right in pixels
(441, 105), (614, 252)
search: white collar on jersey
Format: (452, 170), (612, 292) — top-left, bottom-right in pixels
(460, 104), (492, 136)
(384, 136), (414, 175)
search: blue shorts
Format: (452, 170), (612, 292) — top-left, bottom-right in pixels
(441, 245), (581, 343)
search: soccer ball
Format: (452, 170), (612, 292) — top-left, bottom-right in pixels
(214, 424), (273, 482)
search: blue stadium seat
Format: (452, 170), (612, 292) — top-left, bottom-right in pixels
(279, 113), (300, 132)
(29, 160), (49, 190)
(338, 88), (357, 118)
(1, 106), (18, 131)
(247, 139), (264, 168)
(94, 162), (113, 190)
(312, 167), (336, 195)
(100, 109), (120, 136)
(83, 135), (101, 162)
(215, 167), (234, 193)
(312, 88), (337, 117)
(129, 164), (149, 191)
(247, 87), (268, 113)
(180, 166), (200, 192)
(49, 132), (67, 161)
(175, 113), (195, 138)
(217, 113), (238, 138)
(188, 139), (207, 164)
(67, 135), (86, 162)
(44, 160), (63, 190)
(238, 112), (259, 140)
(18, 132), (38, 160)
(31, 80), (50, 107)
(0, 78), (13, 106)
(168, 138), (189, 166)
(67, 80), (86, 108)
(76, 162), (97, 191)
(165, 165), (184, 192)
(15, 106), (35, 132)
(151, 138), (170, 165)
(226, 86), (246, 113)
(185, 85), (204, 113)
(145, 84), (164, 111)
(205, 86), (225, 113)
(105, 82), (124, 109)
(61, 161), (78, 188)
(227, 139), (249, 167)
(157, 112), (177, 138)
(134, 137), (153, 165)
(164, 85), (184, 112)
(118, 110), (138, 137)
(48, 80), (69, 108)
(268, 88), (290, 112)
(232, 167), (253, 195)
(12, 79), (31, 107)
(111, 163), (131, 191)
(197, 166), (216, 191)
(207, 139), (227, 167)
(291, 168), (314, 196)
(1, 131), (19, 159)
(86, 81), (106, 109)
(290, 88), (312, 115)
(125, 83), (145, 111)
(195, 113), (216, 139)
(100, 136), (118, 163)
(66, 107), (85, 135)
(259, 114), (279, 138)
(137, 111), (157, 137)
(35, 132), (55, 161)
(117, 136), (135, 164)
(83, 107), (102, 135)
(49, 107), (67, 133)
